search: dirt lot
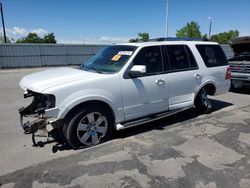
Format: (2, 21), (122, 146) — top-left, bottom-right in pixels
(0, 68), (250, 188)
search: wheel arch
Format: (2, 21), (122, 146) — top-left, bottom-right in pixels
(63, 100), (116, 128)
(195, 82), (216, 99)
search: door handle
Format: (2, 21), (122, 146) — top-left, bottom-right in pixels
(194, 74), (201, 79)
(156, 78), (165, 85)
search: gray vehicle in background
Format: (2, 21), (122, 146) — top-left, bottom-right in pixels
(229, 36), (250, 88)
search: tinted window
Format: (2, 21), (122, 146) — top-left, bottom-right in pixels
(196, 45), (228, 67)
(133, 46), (163, 74)
(165, 45), (192, 71)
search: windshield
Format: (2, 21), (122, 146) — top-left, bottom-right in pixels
(81, 45), (137, 73)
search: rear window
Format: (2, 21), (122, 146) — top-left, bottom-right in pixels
(196, 45), (228, 67)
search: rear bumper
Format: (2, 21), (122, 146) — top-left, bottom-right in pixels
(231, 72), (250, 81)
(231, 72), (250, 88)
(231, 79), (250, 88)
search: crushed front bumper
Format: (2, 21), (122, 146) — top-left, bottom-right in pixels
(18, 90), (62, 146)
(19, 107), (61, 134)
(19, 106), (63, 146)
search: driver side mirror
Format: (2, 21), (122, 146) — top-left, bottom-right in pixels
(127, 65), (146, 78)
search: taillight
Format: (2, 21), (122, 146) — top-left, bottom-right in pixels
(225, 67), (231, 80)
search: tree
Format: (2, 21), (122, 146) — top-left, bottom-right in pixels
(42, 33), (56, 43)
(210, 30), (239, 44)
(16, 32), (57, 44)
(129, 32), (150, 42)
(129, 38), (138, 43)
(176, 21), (202, 38)
(202, 34), (208, 39)
(16, 33), (42, 43)
(138, 32), (149, 41)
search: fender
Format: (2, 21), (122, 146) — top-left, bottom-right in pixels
(57, 88), (124, 123)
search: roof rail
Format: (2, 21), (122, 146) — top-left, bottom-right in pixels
(147, 37), (209, 42)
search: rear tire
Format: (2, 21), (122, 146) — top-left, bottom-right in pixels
(195, 88), (212, 114)
(63, 105), (114, 149)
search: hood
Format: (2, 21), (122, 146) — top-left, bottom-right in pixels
(20, 67), (104, 93)
(230, 36), (250, 55)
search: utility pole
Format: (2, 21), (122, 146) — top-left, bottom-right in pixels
(208, 17), (212, 39)
(82, 32), (84, 44)
(165, 0), (169, 37)
(0, 2), (7, 43)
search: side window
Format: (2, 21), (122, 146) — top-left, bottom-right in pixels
(133, 46), (163, 74)
(166, 45), (190, 71)
(196, 45), (228, 67)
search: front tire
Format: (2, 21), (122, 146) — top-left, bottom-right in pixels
(63, 105), (114, 149)
(195, 88), (212, 114)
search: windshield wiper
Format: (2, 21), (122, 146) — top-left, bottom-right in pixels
(80, 64), (103, 74)
(90, 66), (103, 74)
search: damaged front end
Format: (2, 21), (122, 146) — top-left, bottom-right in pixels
(19, 90), (62, 146)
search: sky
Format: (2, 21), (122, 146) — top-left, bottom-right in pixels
(1, 0), (250, 44)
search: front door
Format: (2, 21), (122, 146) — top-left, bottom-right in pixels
(121, 46), (169, 120)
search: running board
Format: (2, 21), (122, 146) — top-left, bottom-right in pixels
(116, 107), (191, 130)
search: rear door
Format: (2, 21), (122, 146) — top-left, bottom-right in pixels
(163, 45), (201, 110)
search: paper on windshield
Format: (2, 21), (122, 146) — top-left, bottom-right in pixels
(118, 51), (133, 56)
(111, 54), (122, 61)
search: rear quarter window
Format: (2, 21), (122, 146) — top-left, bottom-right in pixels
(196, 45), (228, 67)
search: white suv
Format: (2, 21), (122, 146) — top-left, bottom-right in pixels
(19, 39), (231, 148)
